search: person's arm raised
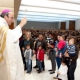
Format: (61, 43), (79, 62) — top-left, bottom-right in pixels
(19, 18), (27, 28)
(11, 18), (27, 42)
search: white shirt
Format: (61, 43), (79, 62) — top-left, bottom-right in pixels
(58, 64), (68, 80)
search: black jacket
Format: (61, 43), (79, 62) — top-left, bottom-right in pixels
(23, 38), (34, 50)
(35, 39), (47, 51)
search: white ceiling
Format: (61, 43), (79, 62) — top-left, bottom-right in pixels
(0, 0), (14, 14)
(17, 0), (80, 22)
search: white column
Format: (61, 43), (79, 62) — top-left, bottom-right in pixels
(58, 22), (61, 29)
(75, 19), (80, 30)
(14, 19), (17, 28)
(66, 21), (69, 30)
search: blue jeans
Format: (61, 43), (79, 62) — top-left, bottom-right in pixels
(26, 59), (32, 72)
(56, 57), (61, 77)
(37, 60), (42, 71)
(56, 57), (61, 69)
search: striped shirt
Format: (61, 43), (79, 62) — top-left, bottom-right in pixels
(67, 44), (76, 57)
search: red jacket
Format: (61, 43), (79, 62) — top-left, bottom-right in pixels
(36, 49), (44, 61)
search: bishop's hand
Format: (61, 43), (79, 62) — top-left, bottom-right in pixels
(19, 18), (27, 28)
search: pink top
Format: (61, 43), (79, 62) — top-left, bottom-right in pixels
(37, 51), (39, 59)
(57, 40), (66, 50)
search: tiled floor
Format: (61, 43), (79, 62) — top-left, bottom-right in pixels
(25, 53), (80, 80)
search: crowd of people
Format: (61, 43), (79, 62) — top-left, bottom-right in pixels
(19, 29), (80, 80)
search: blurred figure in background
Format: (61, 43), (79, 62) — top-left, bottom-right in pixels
(47, 33), (56, 74)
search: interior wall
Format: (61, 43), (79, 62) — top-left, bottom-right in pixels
(61, 20), (80, 30)
(17, 21), (59, 29)
(0, 0), (14, 13)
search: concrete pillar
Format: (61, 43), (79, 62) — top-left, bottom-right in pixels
(14, 19), (17, 27)
(66, 20), (69, 30)
(75, 19), (80, 30)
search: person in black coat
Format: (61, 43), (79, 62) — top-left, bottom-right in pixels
(33, 33), (47, 71)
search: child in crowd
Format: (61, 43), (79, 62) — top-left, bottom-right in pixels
(36, 45), (44, 73)
(57, 58), (68, 80)
(67, 38), (76, 57)
(24, 44), (32, 74)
